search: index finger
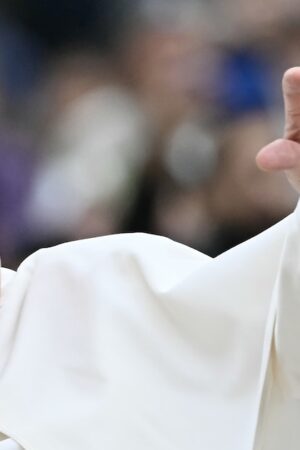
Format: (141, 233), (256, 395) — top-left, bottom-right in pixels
(283, 67), (300, 143)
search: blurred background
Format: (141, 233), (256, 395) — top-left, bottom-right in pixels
(0, 0), (299, 269)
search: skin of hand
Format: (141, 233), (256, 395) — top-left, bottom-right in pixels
(256, 67), (300, 193)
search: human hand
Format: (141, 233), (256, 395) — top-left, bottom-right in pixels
(256, 68), (300, 193)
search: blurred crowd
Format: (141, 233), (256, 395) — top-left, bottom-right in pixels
(0, 0), (299, 268)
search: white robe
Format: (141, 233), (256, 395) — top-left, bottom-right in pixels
(0, 202), (299, 450)
(0, 439), (22, 449)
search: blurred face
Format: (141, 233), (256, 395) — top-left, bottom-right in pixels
(123, 26), (217, 129)
(215, 0), (299, 40)
(41, 52), (110, 119)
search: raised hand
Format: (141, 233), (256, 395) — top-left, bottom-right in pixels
(256, 67), (300, 193)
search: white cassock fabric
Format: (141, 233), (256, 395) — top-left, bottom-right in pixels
(0, 202), (300, 450)
(0, 439), (23, 449)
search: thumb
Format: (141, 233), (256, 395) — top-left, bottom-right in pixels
(256, 68), (300, 190)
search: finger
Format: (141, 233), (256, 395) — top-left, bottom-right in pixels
(283, 67), (300, 142)
(256, 68), (300, 174)
(256, 138), (300, 172)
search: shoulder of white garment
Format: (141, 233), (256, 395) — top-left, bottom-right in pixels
(12, 232), (211, 293)
(0, 232), (208, 286)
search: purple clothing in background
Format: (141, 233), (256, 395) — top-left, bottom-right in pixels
(0, 131), (35, 265)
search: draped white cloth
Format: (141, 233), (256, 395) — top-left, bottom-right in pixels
(0, 439), (23, 449)
(0, 202), (300, 449)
